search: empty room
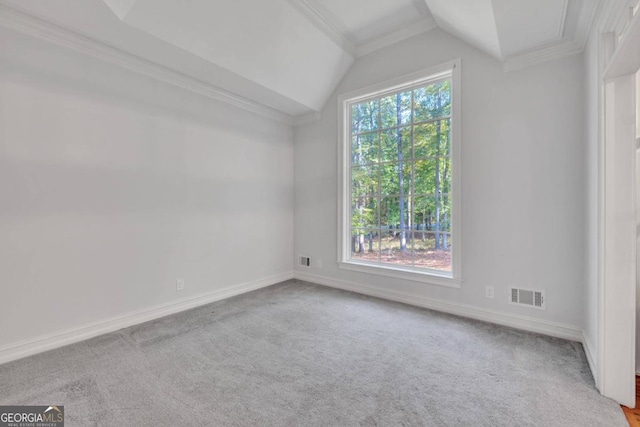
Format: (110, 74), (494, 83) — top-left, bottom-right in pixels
(1, 0), (639, 425)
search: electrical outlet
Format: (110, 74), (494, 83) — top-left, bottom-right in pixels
(485, 286), (494, 299)
(176, 278), (185, 291)
(316, 259), (322, 269)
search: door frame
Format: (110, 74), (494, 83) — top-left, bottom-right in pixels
(598, 0), (639, 408)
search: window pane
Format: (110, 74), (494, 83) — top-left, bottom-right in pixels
(344, 68), (456, 274)
(380, 95), (398, 129)
(412, 232), (452, 272)
(379, 230), (412, 267)
(404, 162), (413, 196)
(405, 234), (418, 268)
(439, 156), (452, 194)
(351, 133), (379, 165)
(351, 100), (379, 134)
(352, 228), (380, 261)
(413, 159), (436, 194)
(439, 197), (452, 232)
(413, 158), (451, 196)
(351, 196), (378, 229)
(381, 129), (395, 162)
(435, 119), (451, 156)
(412, 196), (451, 233)
(412, 195), (427, 231)
(413, 80), (451, 122)
(351, 165), (378, 197)
(380, 163), (410, 196)
(380, 92), (412, 128)
(381, 127), (411, 163)
(380, 163), (396, 195)
(398, 92), (412, 125)
(380, 196), (410, 230)
(402, 128), (413, 162)
(414, 119), (450, 159)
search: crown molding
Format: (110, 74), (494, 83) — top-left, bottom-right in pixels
(553, 0), (570, 43)
(411, 0), (433, 18)
(502, 1), (599, 73)
(503, 39), (583, 72)
(574, 0), (601, 50)
(604, 6), (640, 79)
(286, 0), (438, 59)
(285, 0), (356, 56)
(598, 0), (631, 32)
(293, 111), (322, 126)
(356, 17), (438, 58)
(0, 4), (295, 125)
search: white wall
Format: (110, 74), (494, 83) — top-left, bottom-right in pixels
(295, 29), (586, 334)
(0, 28), (294, 352)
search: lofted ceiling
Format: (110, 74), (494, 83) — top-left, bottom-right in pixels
(0, 0), (599, 123)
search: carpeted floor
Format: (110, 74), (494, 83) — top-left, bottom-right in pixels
(0, 280), (627, 426)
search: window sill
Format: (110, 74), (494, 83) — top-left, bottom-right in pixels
(338, 261), (462, 288)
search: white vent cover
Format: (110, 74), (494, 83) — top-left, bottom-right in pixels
(509, 287), (545, 310)
(299, 255), (311, 267)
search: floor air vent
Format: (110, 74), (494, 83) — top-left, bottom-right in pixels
(509, 287), (545, 310)
(299, 255), (311, 267)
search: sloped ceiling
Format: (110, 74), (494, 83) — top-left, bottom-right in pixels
(425, 0), (597, 70)
(0, 0), (599, 123)
(425, 0), (502, 59)
(493, 0), (568, 58)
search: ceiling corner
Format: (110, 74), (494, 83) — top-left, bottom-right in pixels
(101, 0), (138, 21)
(573, 0), (601, 51)
(293, 111), (322, 127)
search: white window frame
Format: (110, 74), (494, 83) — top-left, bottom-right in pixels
(337, 59), (462, 288)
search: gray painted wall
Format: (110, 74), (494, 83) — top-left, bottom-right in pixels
(0, 28), (294, 350)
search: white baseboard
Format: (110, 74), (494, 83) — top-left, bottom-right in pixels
(582, 332), (600, 388)
(0, 271), (294, 365)
(294, 271), (583, 342)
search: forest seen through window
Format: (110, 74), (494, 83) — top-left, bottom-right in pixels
(350, 79), (452, 272)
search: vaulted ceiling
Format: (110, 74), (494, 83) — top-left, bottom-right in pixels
(0, 0), (599, 123)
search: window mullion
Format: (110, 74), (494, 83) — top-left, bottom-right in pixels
(377, 99), (382, 264)
(410, 89), (415, 268)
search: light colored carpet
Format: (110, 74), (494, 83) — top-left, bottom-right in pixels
(0, 280), (627, 426)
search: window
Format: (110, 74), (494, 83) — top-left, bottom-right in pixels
(337, 60), (461, 287)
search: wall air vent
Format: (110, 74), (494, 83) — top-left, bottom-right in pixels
(299, 255), (311, 267)
(509, 287), (545, 310)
